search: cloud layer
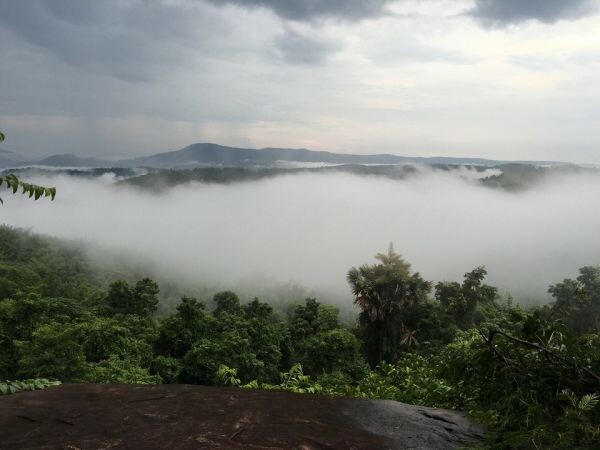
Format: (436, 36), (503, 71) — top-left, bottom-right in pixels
(4, 170), (600, 306)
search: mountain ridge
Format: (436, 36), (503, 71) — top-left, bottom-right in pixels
(115, 142), (570, 168)
(0, 142), (572, 169)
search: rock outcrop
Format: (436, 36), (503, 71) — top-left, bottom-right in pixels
(0, 384), (484, 449)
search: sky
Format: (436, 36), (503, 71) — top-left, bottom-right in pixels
(1, 0), (600, 163)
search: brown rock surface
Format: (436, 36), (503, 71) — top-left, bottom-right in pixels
(0, 384), (484, 449)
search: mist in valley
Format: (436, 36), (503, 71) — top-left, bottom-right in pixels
(3, 168), (599, 308)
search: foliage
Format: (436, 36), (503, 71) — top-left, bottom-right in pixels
(0, 174), (56, 204)
(347, 244), (431, 366)
(435, 266), (498, 329)
(278, 363), (323, 394)
(0, 131), (56, 204)
(181, 332), (261, 385)
(84, 356), (161, 384)
(295, 328), (367, 377)
(104, 278), (159, 317)
(288, 298), (367, 377)
(215, 364), (241, 387)
(0, 378), (60, 395)
(549, 265), (600, 334)
(16, 322), (89, 380)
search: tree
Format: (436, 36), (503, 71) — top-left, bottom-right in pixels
(104, 278), (159, 317)
(213, 291), (242, 317)
(242, 298), (287, 381)
(347, 244), (431, 366)
(549, 266), (600, 334)
(435, 266), (497, 329)
(155, 296), (211, 358)
(297, 328), (366, 376)
(289, 298), (338, 342)
(181, 331), (260, 385)
(16, 322), (88, 380)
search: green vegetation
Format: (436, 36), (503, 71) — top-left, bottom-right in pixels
(0, 225), (598, 449)
(118, 164), (600, 193)
(0, 173), (56, 204)
(1, 378), (60, 395)
(0, 132), (56, 203)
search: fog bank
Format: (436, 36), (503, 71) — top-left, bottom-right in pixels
(3, 170), (600, 305)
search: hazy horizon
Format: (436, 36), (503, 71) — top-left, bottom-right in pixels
(0, 141), (583, 166)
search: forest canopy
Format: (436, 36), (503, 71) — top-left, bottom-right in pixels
(0, 226), (598, 449)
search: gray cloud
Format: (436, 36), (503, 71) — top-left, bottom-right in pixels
(0, 0), (227, 81)
(209, 0), (394, 22)
(469, 0), (597, 26)
(274, 29), (340, 65)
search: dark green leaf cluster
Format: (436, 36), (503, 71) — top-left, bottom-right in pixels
(0, 174), (56, 204)
(0, 378), (60, 395)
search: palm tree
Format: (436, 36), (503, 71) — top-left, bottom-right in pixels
(347, 244), (431, 366)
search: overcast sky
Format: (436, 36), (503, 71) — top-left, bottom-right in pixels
(1, 0), (600, 162)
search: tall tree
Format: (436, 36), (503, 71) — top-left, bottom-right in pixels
(347, 244), (431, 366)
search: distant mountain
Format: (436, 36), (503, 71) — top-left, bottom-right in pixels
(28, 153), (112, 167)
(0, 148), (24, 168)
(116, 143), (569, 169)
(1, 151), (111, 169)
(5, 143), (571, 169)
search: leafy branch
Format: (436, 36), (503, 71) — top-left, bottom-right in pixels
(480, 328), (600, 384)
(0, 131), (56, 203)
(0, 174), (56, 204)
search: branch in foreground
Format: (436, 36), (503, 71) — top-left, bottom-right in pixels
(482, 328), (600, 384)
(0, 174), (56, 204)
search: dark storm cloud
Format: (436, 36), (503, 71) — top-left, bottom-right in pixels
(469, 0), (597, 26)
(209, 0), (393, 22)
(0, 0), (223, 81)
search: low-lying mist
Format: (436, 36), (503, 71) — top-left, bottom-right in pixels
(3, 168), (600, 307)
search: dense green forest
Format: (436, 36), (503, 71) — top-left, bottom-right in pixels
(0, 226), (598, 449)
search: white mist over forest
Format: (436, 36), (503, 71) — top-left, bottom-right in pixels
(3, 169), (600, 305)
